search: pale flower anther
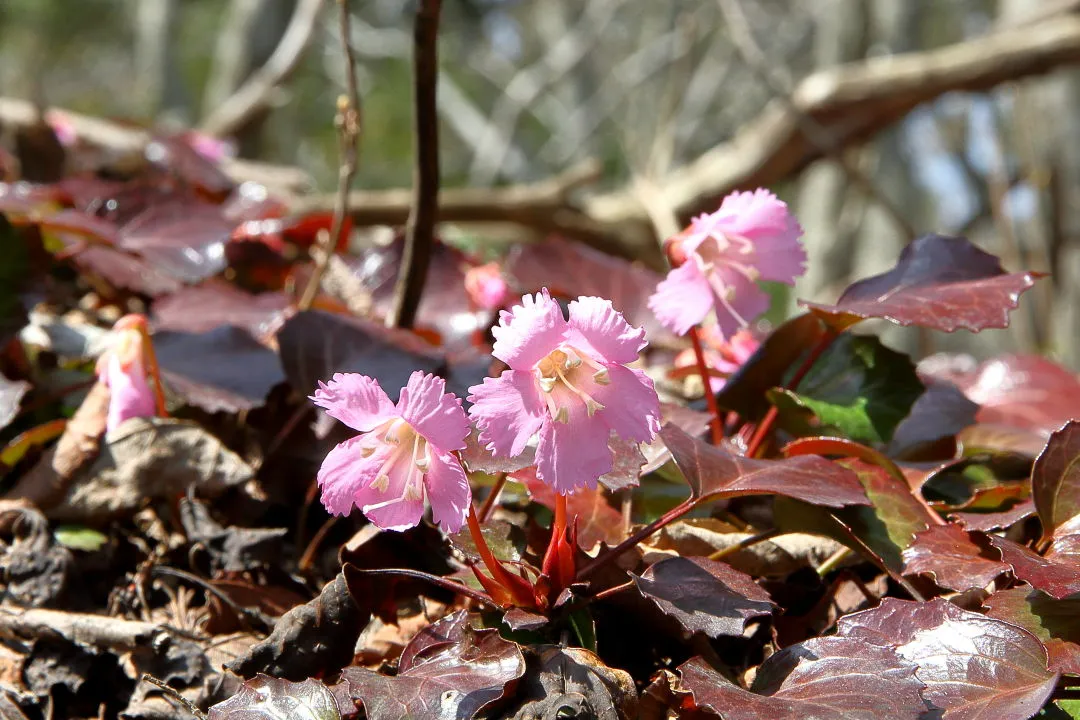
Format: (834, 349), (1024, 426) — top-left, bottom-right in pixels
(310, 371), (472, 533)
(467, 290), (662, 494)
(648, 188), (806, 339)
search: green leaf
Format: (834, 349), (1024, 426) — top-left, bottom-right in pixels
(768, 334), (923, 445)
(775, 459), (933, 573)
(567, 606), (597, 653)
(1039, 700), (1080, 718)
(53, 525), (109, 552)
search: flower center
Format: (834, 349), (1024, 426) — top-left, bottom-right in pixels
(690, 233), (762, 329)
(534, 345), (609, 423)
(362, 418), (429, 505)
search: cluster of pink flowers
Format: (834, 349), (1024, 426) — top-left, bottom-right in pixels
(312, 187), (803, 533)
(648, 189), (805, 339)
(313, 292), (660, 531)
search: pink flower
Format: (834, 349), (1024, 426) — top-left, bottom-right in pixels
(464, 262), (509, 311)
(467, 290), (661, 494)
(179, 131), (236, 163)
(648, 189), (805, 338)
(45, 110), (77, 147)
(311, 371), (472, 533)
(96, 315), (157, 433)
(674, 327), (759, 394)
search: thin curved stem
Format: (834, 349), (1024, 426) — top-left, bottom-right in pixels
(477, 473), (507, 523)
(346, 566), (496, 608)
(578, 499), (695, 581)
(690, 326), (724, 444)
(707, 527), (781, 561)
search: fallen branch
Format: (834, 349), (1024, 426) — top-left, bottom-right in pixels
(586, 16), (1080, 229)
(0, 607), (164, 651)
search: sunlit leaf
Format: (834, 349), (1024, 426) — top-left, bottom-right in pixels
(677, 639), (924, 719)
(660, 424), (869, 509)
(1033, 421), (1080, 541)
(838, 597), (1058, 720)
(802, 234), (1042, 332)
(208, 674), (351, 720)
(984, 587), (1080, 676)
(902, 524), (1008, 592)
(340, 610), (525, 720)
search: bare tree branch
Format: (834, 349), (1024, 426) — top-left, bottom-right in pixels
(199, 0), (326, 138)
(586, 16), (1080, 231)
(388, 0), (442, 329)
(715, 0), (917, 240)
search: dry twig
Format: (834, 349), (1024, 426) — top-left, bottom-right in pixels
(297, 0), (362, 311)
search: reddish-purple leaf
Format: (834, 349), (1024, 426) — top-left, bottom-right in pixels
(984, 587), (1080, 676)
(340, 610), (525, 720)
(801, 234), (1042, 333)
(505, 236), (674, 348)
(207, 674), (354, 719)
(351, 236), (488, 350)
(660, 424), (869, 508)
(1033, 421), (1080, 540)
(632, 556), (775, 638)
(39, 208), (121, 245)
(677, 639), (924, 720)
(950, 498), (1036, 532)
(276, 311), (445, 402)
(0, 373), (29, 433)
(888, 378), (978, 460)
(145, 136), (236, 197)
(118, 200), (233, 284)
(151, 280), (290, 339)
(155, 326), (285, 413)
(927, 354), (1080, 436)
(837, 597), (1058, 720)
(639, 403), (713, 475)
(73, 245), (183, 296)
(715, 313), (827, 419)
(986, 534), (1080, 600)
(902, 525), (1008, 592)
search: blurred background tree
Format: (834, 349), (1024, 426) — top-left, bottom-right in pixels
(2, 0), (1078, 364)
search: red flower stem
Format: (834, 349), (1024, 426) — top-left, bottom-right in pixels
(588, 579), (635, 603)
(578, 499), (695, 581)
(137, 323), (169, 419)
(745, 328), (838, 458)
(541, 493), (569, 576)
(554, 493), (568, 538)
(466, 504), (522, 597)
(690, 326), (724, 444)
(477, 473), (507, 523)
